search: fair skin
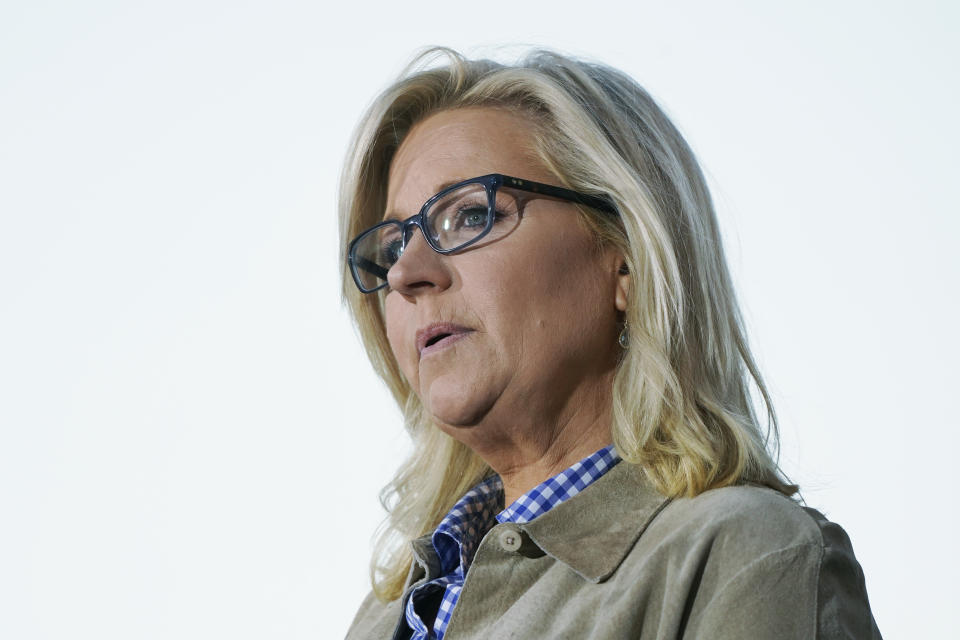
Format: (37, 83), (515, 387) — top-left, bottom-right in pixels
(383, 107), (629, 506)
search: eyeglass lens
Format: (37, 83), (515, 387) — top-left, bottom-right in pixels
(351, 182), (521, 291)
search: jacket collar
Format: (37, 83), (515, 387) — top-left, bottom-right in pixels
(408, 461), (671, 586)
(520, 461), (671, 582)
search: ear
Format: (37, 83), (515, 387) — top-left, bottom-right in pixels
(615, 261), (629, 312)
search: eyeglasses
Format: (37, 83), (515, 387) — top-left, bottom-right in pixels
(347, 173), (618, 293)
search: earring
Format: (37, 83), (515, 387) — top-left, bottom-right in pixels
(618, 323), (629, 349)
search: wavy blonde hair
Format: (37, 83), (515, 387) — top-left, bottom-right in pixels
(338, 47), (797, 602)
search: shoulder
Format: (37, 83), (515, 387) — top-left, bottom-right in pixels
(627, 484), (882, 639)
(654, 483), (826, 555)
(628, 484), (828, 603)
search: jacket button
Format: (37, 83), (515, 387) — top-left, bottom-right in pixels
(498, 527), (523, 552)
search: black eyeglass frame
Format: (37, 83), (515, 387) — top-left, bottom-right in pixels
(347, 173), (619, 293)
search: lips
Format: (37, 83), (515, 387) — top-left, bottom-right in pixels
(416, 322), (474, 356)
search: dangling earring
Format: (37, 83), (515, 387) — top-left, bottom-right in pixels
(617, 263), (630, 349)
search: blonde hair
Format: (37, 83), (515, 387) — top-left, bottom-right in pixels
(338, 47), (797, 602)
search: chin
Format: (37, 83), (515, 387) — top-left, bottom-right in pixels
(425, 396), (488, 429)
(422, 378), (499, 429)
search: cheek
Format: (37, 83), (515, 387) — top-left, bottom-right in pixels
(514, 234), (602, 306)
(504, 237), (616, 355)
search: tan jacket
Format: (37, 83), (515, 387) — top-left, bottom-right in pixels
(345, 462), (881, 639)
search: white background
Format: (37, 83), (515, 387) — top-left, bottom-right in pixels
(1, 1), (957, 638)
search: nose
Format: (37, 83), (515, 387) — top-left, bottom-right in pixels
(386, 224), (453, 296)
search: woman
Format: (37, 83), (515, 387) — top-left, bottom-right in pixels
(340, 48), (880, 639)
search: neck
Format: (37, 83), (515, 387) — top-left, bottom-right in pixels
(497, 431), (612, 507)
(439, 370), (616, 508)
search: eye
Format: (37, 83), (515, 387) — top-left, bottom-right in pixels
(380, 238), (403, 266)
(457, 205), (489, 229)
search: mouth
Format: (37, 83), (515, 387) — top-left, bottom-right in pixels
(416, 322), (474, 357)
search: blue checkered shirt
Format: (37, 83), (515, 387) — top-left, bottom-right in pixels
(402, 445), (621, 640)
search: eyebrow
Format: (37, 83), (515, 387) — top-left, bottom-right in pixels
(382, 177), (469, 221)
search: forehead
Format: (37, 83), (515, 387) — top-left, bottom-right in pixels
(385, 107), (553, 214)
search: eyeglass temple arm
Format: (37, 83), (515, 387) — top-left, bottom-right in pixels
(353, 255), (389, 281)
(500, 176), (619, 217)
